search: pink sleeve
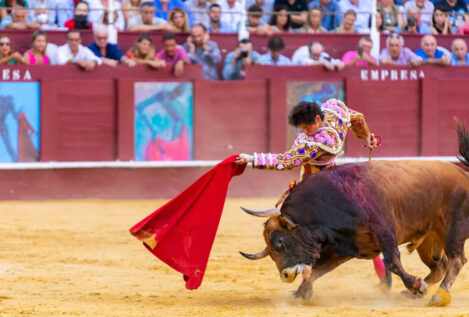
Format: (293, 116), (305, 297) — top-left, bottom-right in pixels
(156, 49), (164, 59)
(178, 47), (190, 63)
(341, 51), (355, 63)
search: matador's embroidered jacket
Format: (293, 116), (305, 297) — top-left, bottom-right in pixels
(252, 99), (370, 179)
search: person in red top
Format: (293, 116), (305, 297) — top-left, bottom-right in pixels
(156, 32), (191, 76)
(65, 1), (93, 30)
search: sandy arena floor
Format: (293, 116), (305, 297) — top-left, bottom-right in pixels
(0, 198), (468, 316)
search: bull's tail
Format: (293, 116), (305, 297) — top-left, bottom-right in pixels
(457, 121), (469, 168)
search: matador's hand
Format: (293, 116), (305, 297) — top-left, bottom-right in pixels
(365, 133), (379, 150)
(235, 153), (253, 165)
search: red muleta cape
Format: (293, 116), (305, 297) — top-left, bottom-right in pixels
(129, 155), (246, 290)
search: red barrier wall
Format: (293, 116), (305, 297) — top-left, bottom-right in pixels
(5, 63), (465, 163)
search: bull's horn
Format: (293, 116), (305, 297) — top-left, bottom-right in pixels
(240, 206), (281, 217)
(239, 248), (268, 260)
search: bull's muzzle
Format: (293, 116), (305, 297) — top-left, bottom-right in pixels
(280, 264), (312, 283)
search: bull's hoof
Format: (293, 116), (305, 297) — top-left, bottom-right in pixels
(416, 280), (428, 297)
(292, 280), (314, 303)
(410, 279), (428, 298)
(427, 287), (451, 307)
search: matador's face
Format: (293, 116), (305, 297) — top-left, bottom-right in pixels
(298, 115), (322, 137)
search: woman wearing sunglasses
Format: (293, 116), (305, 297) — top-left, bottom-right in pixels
(0, 35), (23, 64)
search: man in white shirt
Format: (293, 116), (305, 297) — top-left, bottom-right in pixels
(339, 0), (372, 33)
(57, 30), (102, 71)
(403, 0), (434, 28)
(218, 0), (244, 30)
(292, 42), (344, 70)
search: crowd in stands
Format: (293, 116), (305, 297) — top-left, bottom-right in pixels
(0, 0), (468, 77)
(1, 0), (469, 34)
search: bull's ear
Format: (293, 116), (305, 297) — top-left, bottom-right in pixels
(278, 215), (298, 230)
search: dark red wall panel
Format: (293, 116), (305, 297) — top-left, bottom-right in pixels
(55, 80), (116, 161)
(195, 80), (268, 159)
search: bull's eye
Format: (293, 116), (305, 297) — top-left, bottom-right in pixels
(270, 231), (286, 251)
(275, 237), (284, 249)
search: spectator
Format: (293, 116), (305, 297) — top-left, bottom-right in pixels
(378, 0), (403, 33)
(157, 32), (191, 76)
(218, 0), (244, 31)
(240, 4), (276, 35)
(297, 6), (327, 32)
(450, 38), (469, 65)
(379, 33), (422, 66)
(223, 38), (261, 80)
(342, 35), (376, 66)
(23, 30), (50, 65)
(374, 11), (386, 33)
(0, 0), (28, 19)
(431, 4), (453, 34)
(207, 3), (234, 32)
(433, 0), (467, 15)
(339, 0), (371, 33)
(334, 9), (357, 33)
(127, 2), (169, 31)
(292, 41), (343, 70)
(403, 0), (434, 29)
(308, 0), (341, 31)
(56, 0), (74, 27)
(275, 0), (307, 29)
(57, 30), (102, 70)
(0, 35), (23, 64)
(258, 35), (292, 65)
(183, 24), (221, 80)
(246, 0), (274, 25)
(269, 5), (291, 32)
(88, 0), (125, 31)
(415, 34), (450, 65)
(188, 0), (210, 27)
(154, 0), (193, 26)
(34, 5), (60, 30)
(122, 0), (144, 24)
(27, 0), (56, 24)
(126, 33), (166, 68)
(1, 5), (40, 29)
(168, 7), (190, 32)
(396, 6), (432, 34)
(88, 25), (136, 67)
(65, 2), (93, 30)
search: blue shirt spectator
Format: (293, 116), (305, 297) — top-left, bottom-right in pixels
(207, 19), (234, 32)
(309, 0), (342, 31)
(258, 52), (292, 65)
(154, 0), (194, 26)
(451, 52), (469, 65)
(223, 40), (261, 80)
(415, 47), (445, 59)
(206, 3), (235, 32)
(88, 42), (124, 61)
(450, 38), (469, 65)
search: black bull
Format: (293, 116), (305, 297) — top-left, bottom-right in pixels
(240, 125), (469, 307)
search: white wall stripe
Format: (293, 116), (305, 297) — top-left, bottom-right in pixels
(0, 156), (460, 170)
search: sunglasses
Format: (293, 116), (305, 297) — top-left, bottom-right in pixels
(0, 42), (11, 46)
